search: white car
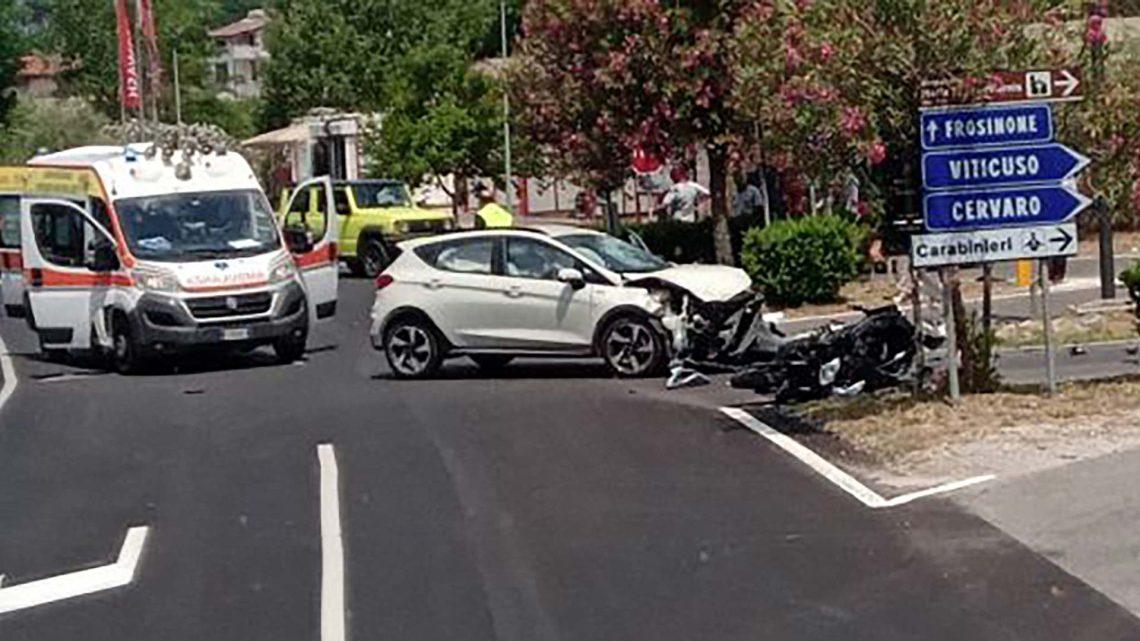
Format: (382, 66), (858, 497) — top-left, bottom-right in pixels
(369, 225), (753, 378)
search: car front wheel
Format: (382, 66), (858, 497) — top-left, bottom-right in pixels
(600, 316), (666, 377)
(384, 316), (443, 379)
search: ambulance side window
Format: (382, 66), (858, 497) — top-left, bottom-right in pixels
(30, 203), (99, 269)
(0, 196), (18, 249)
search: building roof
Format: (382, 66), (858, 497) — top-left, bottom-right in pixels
(208, 9), (270, 38)
(243, 123), (310, 147)
(17, 53), (66, 79)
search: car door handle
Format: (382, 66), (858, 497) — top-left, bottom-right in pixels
(505, 286), (524, 298)
(426, 278), (443, 290)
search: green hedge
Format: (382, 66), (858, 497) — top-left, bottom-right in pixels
(740, 215), (866, 306)
(623, 215), (763, 265)
(1122, 260), (1140, 311)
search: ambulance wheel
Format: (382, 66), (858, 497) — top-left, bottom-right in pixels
(273, 330), (308, 364)
(111, 315), (145, 374)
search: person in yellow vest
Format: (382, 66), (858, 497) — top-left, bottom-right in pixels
(473, 184), (513, 229)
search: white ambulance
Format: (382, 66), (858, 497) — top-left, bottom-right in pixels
(0, 144), (338, 372)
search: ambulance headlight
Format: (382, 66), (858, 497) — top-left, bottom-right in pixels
(269, 258), (298, 284)
(132, 266), (180, 293)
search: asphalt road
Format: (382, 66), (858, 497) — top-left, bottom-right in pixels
(0, 279), (1138, 640)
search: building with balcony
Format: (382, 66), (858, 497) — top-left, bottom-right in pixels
(207, 9), (271, 99)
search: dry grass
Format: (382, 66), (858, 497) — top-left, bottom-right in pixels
(795, 378), (1140, 464)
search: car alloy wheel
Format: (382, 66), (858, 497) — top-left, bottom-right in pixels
(603, 317), (662, 377)
(386, 324), (436, 377)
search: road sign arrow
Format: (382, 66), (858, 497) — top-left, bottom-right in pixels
(919, 104), (1053, 151)
(924, 184), (1091, 231)
(922, 143), (1090, 190)
(1050, 225), (1074, 252)
(1057, 68), (1080, 97)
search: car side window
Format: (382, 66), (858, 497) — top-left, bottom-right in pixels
(505, 237), (579, 280)
(0, 196), (19, 249)
(30, 203), (103, 269)
(288, 187), (310, 213)
(434, 238), (494, 275)
(333, 189), (351, 216)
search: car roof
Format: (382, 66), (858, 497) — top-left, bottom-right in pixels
(396, 227), (568, 251)
(521, 223), (604, 237)
(333, 179), (404, 187)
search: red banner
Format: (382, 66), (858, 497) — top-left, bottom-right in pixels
(137, 0), (162, 92)
(115, 0), (141, 111)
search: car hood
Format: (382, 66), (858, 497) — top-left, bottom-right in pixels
(355, 206), (453, 221)
(625, 264), (753, 302)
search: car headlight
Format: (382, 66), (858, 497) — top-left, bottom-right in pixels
(132, 265), (179, 293)
(269, 257), (298, 284)
(392, 221), (408, 234)
(441, 218), (457, 231)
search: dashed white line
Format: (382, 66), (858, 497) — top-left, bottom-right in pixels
(720, 407), (994, 509)
(317, 443), (346, 641)
(0, 526), (149, 615)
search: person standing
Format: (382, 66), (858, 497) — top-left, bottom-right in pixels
(660, 167), (710, 223)
(732, 173), (764, 218)
(473, 183), (513, 229)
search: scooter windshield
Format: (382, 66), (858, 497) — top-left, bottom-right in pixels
(116, 189), (281, 262)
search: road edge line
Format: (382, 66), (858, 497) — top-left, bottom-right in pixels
(720, 407), (888, 508)
(317, 443), (346, 641)
(0, 526), (149, 615)
(0, 331), (17, 413)
(720, 407), (996, 509)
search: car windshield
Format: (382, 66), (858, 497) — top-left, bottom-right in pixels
(116, 189), (281, 262)
(352, 182), (411, 208)
(558, 233), (668, 273)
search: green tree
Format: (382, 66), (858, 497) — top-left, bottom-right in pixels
(0, 95), (113, 162)
(0, 0), (24, 126)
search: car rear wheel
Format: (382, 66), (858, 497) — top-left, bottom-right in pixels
(600, 316), (666, 377)
(384, 316), (443, 379)
(360, 238), (391, 279)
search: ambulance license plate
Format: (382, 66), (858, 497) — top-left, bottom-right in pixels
(222, 328), (251, 341)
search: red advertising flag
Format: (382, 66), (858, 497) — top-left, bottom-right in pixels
(137, 0), (162, 91)
(115, 0), (141, 111)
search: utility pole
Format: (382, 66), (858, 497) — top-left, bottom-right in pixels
(1091, 0), (1114, 299)
(501, 0), (515, 212)
(173, 49), (182, 125)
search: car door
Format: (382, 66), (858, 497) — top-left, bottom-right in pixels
(420, 236), (515, 348)
(281, 177), (338, 323)
(20, 198), (120, 349)
(499, 236), (598, 350)
(0, 194), (25, 317)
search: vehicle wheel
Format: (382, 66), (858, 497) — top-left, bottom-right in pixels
(384, 316), (443, 379)
(273, 330), (308, 364)
(600, 316), (666, 378)
(110, 316), (145, 374)
(470, 355), (513, 371)
(359, 238), (391, 279)
(346, 258), (366, 278)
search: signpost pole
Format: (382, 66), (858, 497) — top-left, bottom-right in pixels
(940, 269), (960, 401)
(982, 263), (993, 338)
(1040, 259), (1057, 395)
(1097, 196), (1115, 299)
(911, 264), (925, 398)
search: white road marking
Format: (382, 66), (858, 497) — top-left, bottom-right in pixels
(720, 407), (994, 509)
(0, 331), (17, 413)
(0, 526), (149, 615)
(317, 443), (346, 641)
(35, 373), (100, 384)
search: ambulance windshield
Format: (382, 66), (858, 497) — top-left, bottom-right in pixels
(116, 189), (281, 262)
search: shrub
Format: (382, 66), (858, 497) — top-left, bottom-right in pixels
(1122, 260), (1140, 314)
(624, 214), (763, 265)
(740, 215), (866, 306)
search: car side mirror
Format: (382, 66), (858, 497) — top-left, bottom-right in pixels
(87, 242), (119, 272)
(283, 227), (314, 253)
(414, 197), (429, 208)
(557, 267), (586, 290)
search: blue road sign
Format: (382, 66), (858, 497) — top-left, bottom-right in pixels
(922, 143), (1090, 191)
(924, 184), (1091, 231)
(921, 104), (1053, 151)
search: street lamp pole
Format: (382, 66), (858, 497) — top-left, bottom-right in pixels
(501, 0), (515, 211)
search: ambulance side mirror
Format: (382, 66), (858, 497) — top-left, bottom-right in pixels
(283, 226), (314, 254)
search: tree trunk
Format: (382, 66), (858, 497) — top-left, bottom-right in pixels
(708, 145), (734, 266)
